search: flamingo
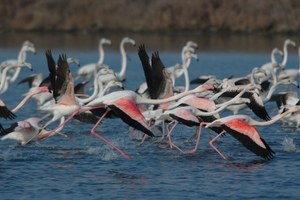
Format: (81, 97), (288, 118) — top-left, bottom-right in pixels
(36, 50), (132, 159)
(278, 46), (300, 83)
(0, 62), (33, 94)
(39, 83), (215, 145)
(138, 44), (174, 110)
(269, 92), (300, 127)
(137, 44), (197, 98)
(205, 105), (300, 159)
(0, 41), (36, 89)
(258, 39), (296, 82)
(18, 73), (44, 89)
(17, 57), (81, 107)
(157, 86), (252, 153)
(76, 38), (112, 79)
(1, 117), (65, 145)
(39, 50), (80, 129)
(97, 37), (136, 84)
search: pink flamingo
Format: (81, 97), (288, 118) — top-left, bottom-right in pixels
(204, 105), (300, 159)
(39, 83), (214, 157)
(1, 116), (66, 145)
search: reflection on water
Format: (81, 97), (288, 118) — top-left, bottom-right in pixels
(0, 32), (299, 52)
(224, 159), (267, 171)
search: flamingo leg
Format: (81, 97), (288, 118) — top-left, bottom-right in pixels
(91, 109), (131, 159)
(209, 130), (227, 159)
(166, 120), (183, 153)
(136, 134), (149, 147)
(42, 119), (54, 129)
(40, 113), (52, 122)
(186, 127), (197, 143)
(184, 122), (207, 154)
(156, 121), (166, 143)
(39, 106), (102, 141)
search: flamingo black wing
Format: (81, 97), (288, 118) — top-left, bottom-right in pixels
(222, 124), (275, 160)
(151, 51), (167, 99)
(242, 92), (271, 121)
(18, 74), (37, 88)
(74, 80), (89, 97)
(45, 50), (57, 96)
(0, 105), (16, 120)
(138, 44), (153, 97)
(55, 54), (70, 102)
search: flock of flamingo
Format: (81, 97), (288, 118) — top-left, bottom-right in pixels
(0, 37), (299, 160)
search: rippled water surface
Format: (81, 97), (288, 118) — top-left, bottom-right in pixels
(0, 33), (299, 199)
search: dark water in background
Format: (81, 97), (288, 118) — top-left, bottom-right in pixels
(0, 33), (299, 199)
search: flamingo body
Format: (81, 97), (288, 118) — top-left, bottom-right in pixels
(222, 119), (275, 159)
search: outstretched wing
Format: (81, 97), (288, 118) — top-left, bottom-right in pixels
(151, 51), (168, 99)
(45, 49), (56, 96)
(138, 44), (153, 97)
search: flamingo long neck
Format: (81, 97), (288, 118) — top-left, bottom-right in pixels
(17, 47), (27, 63)
(281, 42), (290, 67)
(216, 86), (250, 109)
(136, 86), (208, 105)
(181, 54), (194, 92)
(12, 87), (48, 113)
(264, 65), (278, 101)
(182, 65), (190, 92)
(77, 74), (100, 104)
(250, 69), (262, 88)
(98, 82), (115, 97)
(9, 67), (22, 83)
(176, 55), (192, 79)
(0, 65), (15, 91)
(118, 40), (127, 81)
(98, 42), (105, 64)
(271, 50), (279, 66)
(250, 106), (299, 126)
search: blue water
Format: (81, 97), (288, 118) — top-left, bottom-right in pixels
(0, 35), (299, 199)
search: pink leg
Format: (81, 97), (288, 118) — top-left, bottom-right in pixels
(209, 130), (227, 159)
(40, 113), (51, 122)
(42, 119), (54, 130)
(184, 122), (208, 154)
(166, 120), (183, 153)
(39, 106), (102, 141)
(91, 110), (131, 159)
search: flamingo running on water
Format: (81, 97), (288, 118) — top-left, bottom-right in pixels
(204, 105), (300, 159)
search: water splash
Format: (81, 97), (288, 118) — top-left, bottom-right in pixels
(86, 146), (118, 161)
(282, 137), (298, 152)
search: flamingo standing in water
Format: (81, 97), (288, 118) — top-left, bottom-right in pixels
(97, 37), (136, 84)
(278, 46), (300, 83)
(76, 38), (112, 79)
(0, 41), (36, 94)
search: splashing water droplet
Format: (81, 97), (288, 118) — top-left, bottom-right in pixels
(282, 137), (298, 152)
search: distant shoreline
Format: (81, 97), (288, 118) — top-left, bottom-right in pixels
(1, 0), (299, 34)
